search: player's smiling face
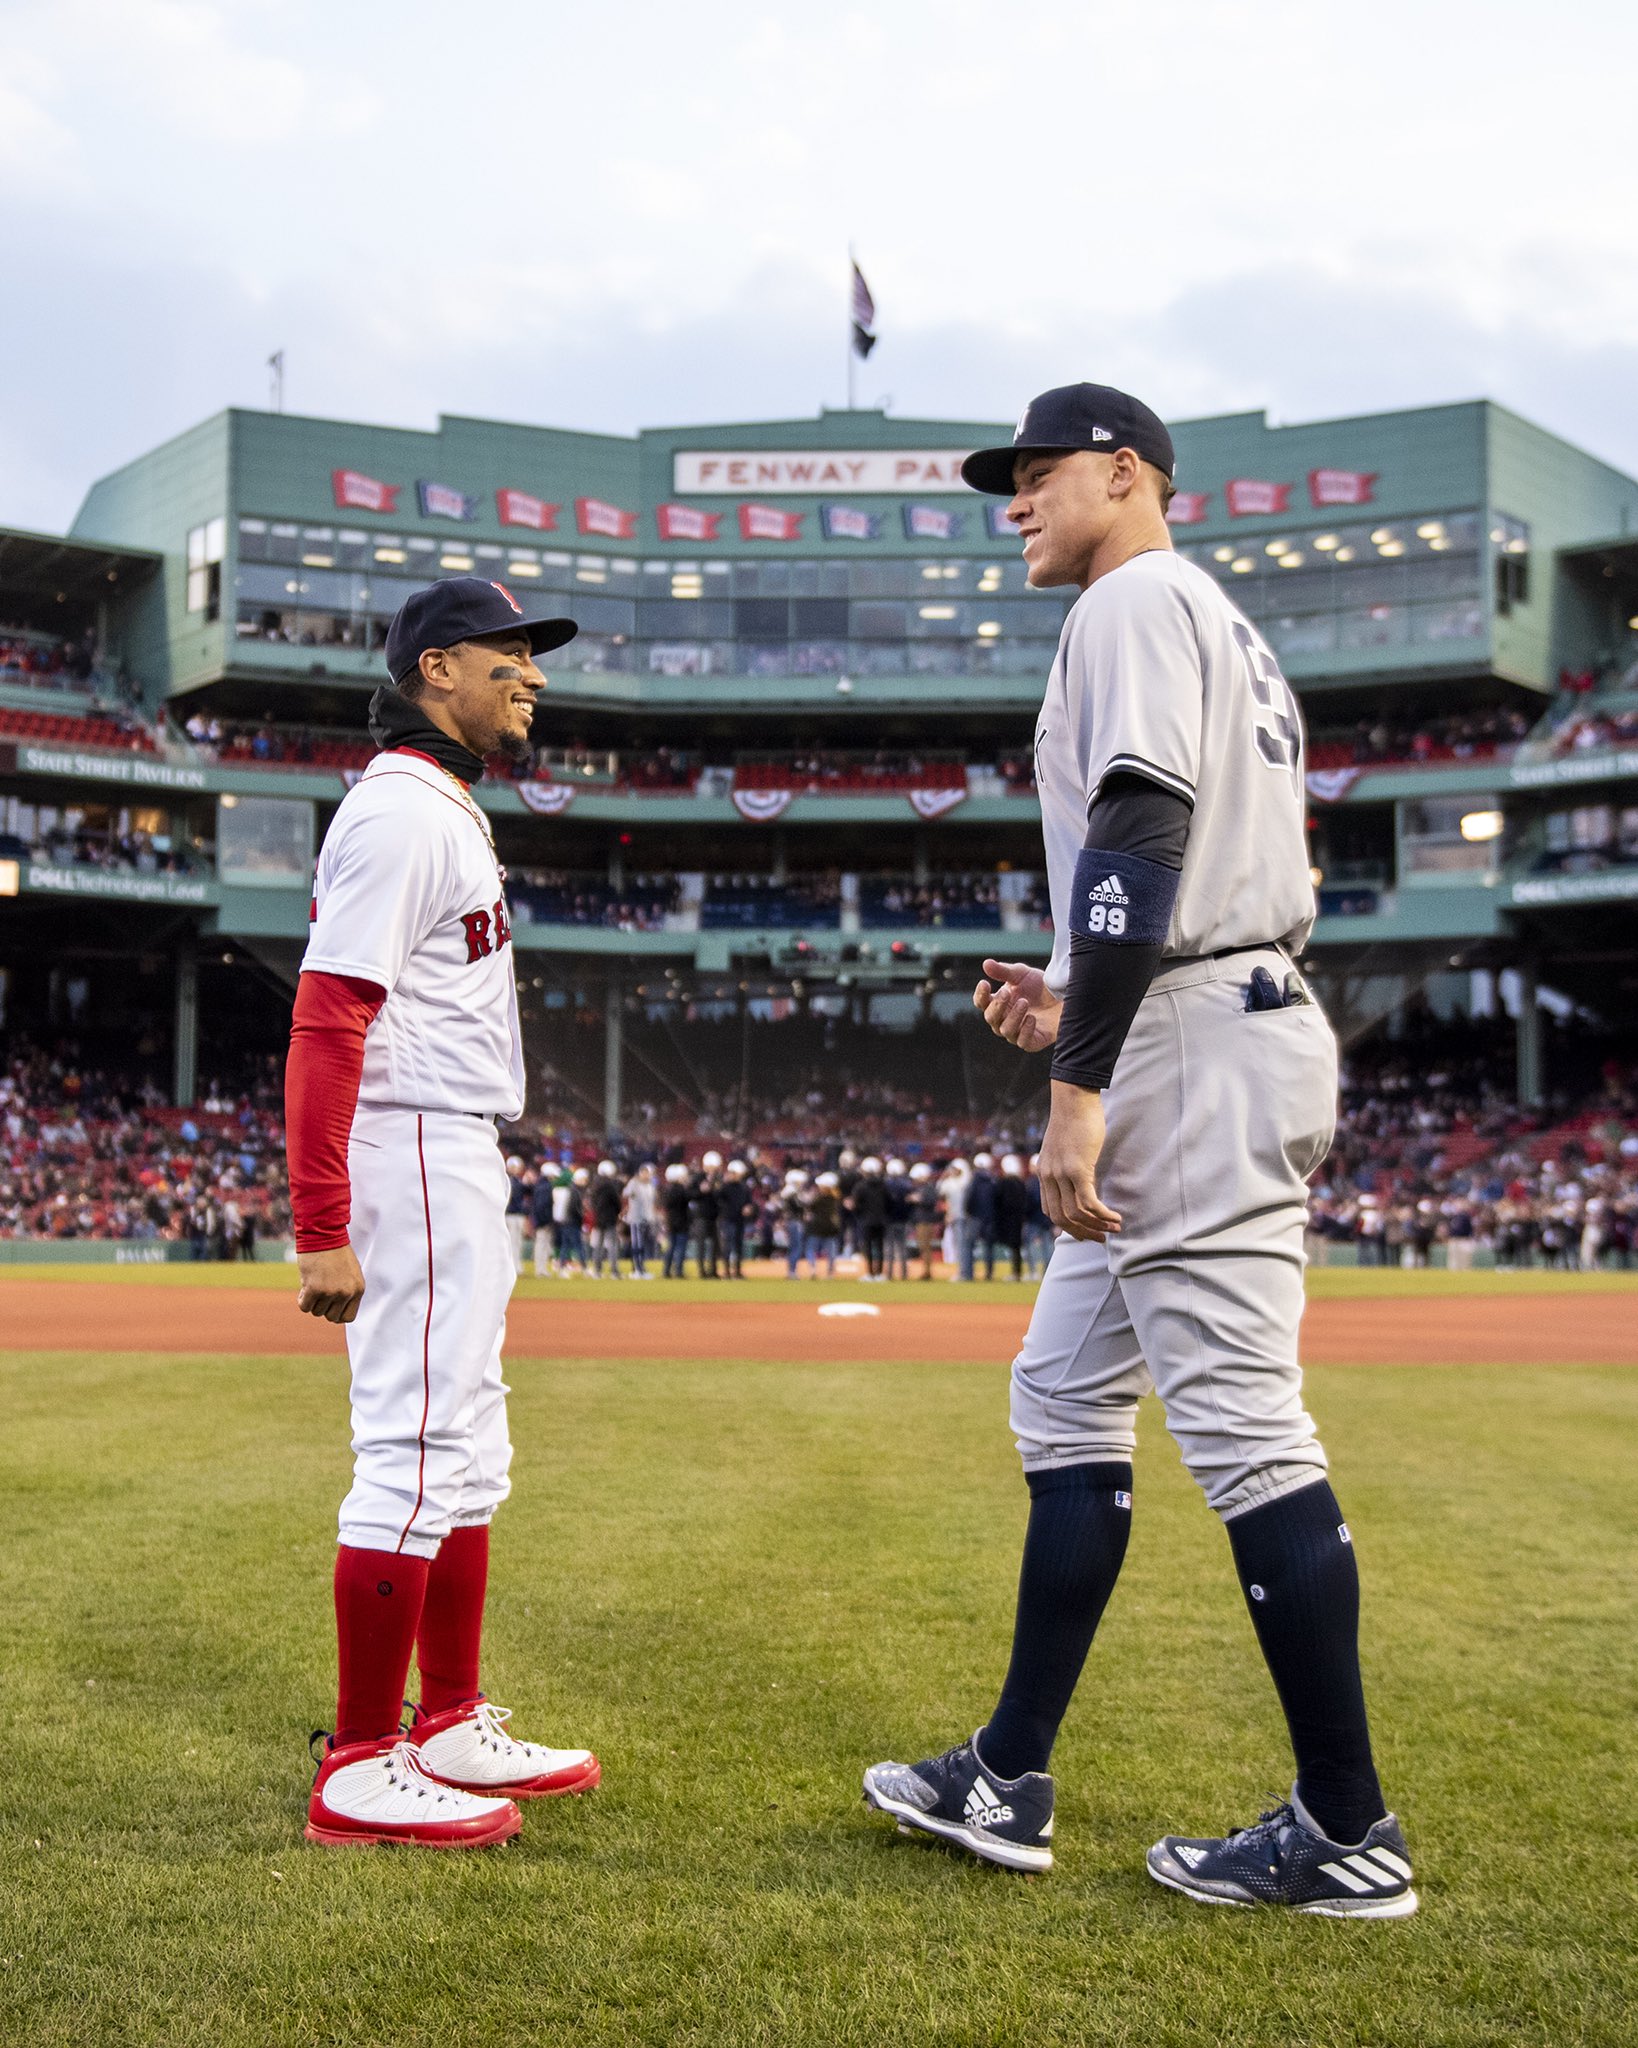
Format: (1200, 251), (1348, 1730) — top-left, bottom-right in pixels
(1007, 450), (1120, 589)
(432, 630), (544, 761)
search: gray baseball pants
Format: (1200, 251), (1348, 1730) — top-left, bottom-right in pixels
(1011, 948), (1336, 1520)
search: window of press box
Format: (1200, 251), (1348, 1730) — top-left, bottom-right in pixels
(1397, 796), (1501, 882)
(1492, 514), (1531, 616)
(186, 517), (225, 618)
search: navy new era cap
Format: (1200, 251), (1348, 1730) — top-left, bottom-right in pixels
(961, 383), (1176, 497)
(385, 576), (578, 686)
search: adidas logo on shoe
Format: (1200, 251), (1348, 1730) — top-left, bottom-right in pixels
(963, 1776), (1015, 1829)
(1174, 1844), (1207, 1868)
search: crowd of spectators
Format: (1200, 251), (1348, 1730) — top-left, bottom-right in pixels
(0, 628), (100, 688)
(733, 753), (966, 794)
(508, 870), (680, 932)
(702, 874), (843, 930)
(1305, 1028), (1638, 1266)
(6, 1016), (1635, 1271)
(2, 822), (203, 875)
(0, 1044), (289, 1248)
(1306, 707), (1533, 772)
(1543, 704), (1638, 757)
(860, 875), (1000, 929)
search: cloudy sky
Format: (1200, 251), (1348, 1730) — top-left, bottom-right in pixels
(3, 0), (1635, 531)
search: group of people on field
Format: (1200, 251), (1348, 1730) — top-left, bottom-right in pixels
(502, 1147), (1054, 1281)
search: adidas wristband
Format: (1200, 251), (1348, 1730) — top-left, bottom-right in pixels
(1051, 777), (1189, 1092)
(1065, 845), (1179, 946)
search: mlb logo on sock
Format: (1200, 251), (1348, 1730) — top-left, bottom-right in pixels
(1115, 1490), (1133, 1509)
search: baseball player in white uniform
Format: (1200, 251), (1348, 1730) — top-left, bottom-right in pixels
(287, 577), (599, 1849)
(865, 385), (1415, 1916)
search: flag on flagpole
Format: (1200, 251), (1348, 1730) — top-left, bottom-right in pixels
(851, 261), (877, 359)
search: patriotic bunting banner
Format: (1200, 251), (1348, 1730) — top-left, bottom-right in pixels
(1305, 767), (1365, 803)
(731, 788), (795, 822)
(576, 497), (638, 539)
(655, 504), (721, 542)
(902, 504), (965, 541)
(1166, 492), (1211, 526)
(907, 787), (967, 820)
(496, 488), (560, 531)
(517, 781), (577, 815)
(331, 469), (399, 514)
(820, 504), (882, 541)
(1308, 468), (1378, 508)
(1225, 479), (1292, 518)
(986, 504), (1022, 539)
(417, 480), (478, 522)
(738, 503), (804, 543)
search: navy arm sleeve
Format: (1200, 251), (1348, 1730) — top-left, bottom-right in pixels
(1048, 773), (1191, 1092)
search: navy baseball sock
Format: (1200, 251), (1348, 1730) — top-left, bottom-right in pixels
(1227, 1479), (1386, 1845)
(978, 1461), (1133, 1781)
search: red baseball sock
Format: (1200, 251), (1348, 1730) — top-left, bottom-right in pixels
(333, 1545), (431, 1747)
(416, 1522), (490, 1715)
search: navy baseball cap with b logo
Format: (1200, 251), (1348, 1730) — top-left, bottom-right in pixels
(961, 383), (1176, 497)
(385, 576), (578, 685)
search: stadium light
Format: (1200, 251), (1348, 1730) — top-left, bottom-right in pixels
(1334, 546), (1356, 561)
(0, 859), (19, 898)
(1264, 539), (1289, 556)
(1313, 534), (1339, 551)
(1213, 546), (1235, 562)
(1417, 521), (1445, 539)
(1627, 615), (1638, 630)
(1230, 557), (1255, 573)
(1459, 809), (1505, 842)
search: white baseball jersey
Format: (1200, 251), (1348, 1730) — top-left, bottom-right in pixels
(302, 750), (525, 1119)
(1035, 549), (1315, 995)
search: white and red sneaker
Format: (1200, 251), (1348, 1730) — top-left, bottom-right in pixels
(305, 1734), (522, 1849)
(410, 1697), (601, 1799)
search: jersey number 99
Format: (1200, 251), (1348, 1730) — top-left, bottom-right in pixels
(1085, 902), (1127, 936)
(1232, 621), (1302, 791)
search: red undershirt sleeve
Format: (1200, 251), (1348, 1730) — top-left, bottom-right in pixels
(285, 970), (386, 1254)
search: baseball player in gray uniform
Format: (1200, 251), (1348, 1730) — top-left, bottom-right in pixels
(864, 384), (1415, 1917)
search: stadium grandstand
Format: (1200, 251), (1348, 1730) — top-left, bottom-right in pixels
(3, 396), (1637, 1264)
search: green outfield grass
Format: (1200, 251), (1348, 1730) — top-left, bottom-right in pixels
(2, 1331), (1634, 2046)
(6, 1258), (1638, 1304)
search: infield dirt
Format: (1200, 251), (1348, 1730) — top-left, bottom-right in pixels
(1, 1273), (1631, 1365)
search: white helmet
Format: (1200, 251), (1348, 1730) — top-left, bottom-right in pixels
(973, 1151), (995, 1170)
(1001, 1154), (1023, 1175)
(665, 1163), (689, 1183)
(572, 1167), (590, 1185)
(816, 1170), (840, 1189)
(702, 1149), (723, 1170)
(886, 1158), (906, 1176)
(861, 1155), (883, 1175)
(596, 1159), (617, 1177)
(838, 1148), (858, 1169)
(784, 1168), (809, 1187)
(909, 1162), (932, 1182)
(727, 1158), (748, 1177)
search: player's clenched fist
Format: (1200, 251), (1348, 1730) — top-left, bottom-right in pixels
(973, 958), (1063, 1052)
(296, 1245), (366, 1323)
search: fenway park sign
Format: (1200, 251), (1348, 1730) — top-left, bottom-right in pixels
(674, 450), (975, 495)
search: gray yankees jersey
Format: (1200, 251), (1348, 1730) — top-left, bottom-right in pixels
(1035, 549), (1316, 996)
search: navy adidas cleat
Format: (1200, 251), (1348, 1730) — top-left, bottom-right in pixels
(1147, 1795), (1416, 1918)
(863, 1733), (1054, 1873)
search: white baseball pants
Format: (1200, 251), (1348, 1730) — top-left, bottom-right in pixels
(338, 1104), (515, 1558)
(1011, 949), (1336, 1520)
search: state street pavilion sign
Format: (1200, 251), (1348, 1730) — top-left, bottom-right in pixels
(673, 450), (975, 495)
